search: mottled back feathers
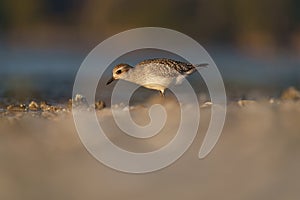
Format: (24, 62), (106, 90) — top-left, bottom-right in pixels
(137, 58), (198, 75)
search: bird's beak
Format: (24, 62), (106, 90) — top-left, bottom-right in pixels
(106, 77), (115, 85)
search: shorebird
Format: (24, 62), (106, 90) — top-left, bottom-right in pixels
(106, 58), (208, 96)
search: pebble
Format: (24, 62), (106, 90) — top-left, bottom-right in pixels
(28, 101), (39, 111)
(237, 100), (257, 107)
(200, 101), (213, 108)
(280, 87), (300, 100)
(95, 101), (106, 110)
(72, 94), (89, 107)
(6, 104), (27, 112)
(40, 101), (52, 111)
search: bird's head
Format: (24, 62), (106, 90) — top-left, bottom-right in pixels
(106, 63), (133, 85)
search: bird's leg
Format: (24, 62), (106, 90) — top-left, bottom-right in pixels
(159, 90), (165, 97)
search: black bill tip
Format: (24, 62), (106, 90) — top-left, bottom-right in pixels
(106, 77), (115, 85)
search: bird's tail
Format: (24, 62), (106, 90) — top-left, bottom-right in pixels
(194, 63), (209, 68)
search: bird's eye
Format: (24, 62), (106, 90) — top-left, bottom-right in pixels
(116, 70), (122, 74)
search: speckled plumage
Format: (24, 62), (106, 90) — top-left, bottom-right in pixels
(107, 58), (208, 96)
(138, 58), (197, 75)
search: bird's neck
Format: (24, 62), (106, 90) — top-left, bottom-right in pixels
(122, 68), (140, 85)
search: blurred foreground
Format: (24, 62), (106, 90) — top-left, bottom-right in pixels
(0, 96), (299, 200)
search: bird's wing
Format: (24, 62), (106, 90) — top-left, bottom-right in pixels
(137, 58), (196, 76)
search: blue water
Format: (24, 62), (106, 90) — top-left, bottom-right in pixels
(0, 43), (299, 102)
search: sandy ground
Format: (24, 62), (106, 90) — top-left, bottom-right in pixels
(0, 98), (300, 200)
